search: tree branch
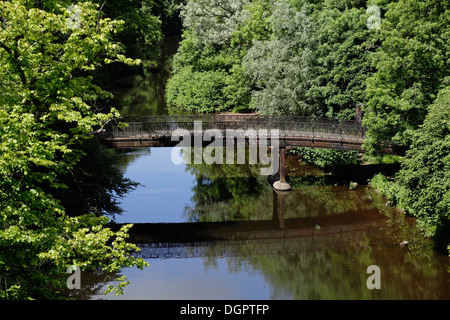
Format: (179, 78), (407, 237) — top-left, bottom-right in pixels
(97, 0), (107, 34)
(86, 118), (112, 136)
(0, 42), (27, 86)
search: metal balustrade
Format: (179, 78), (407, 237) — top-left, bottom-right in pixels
(101, 115), (365, 142)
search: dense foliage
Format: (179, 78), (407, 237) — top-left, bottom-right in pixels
(363, 0), (449, 155)
(166, 0), (376, 117)
(370, 86), (450, 252)
(91, 0), (163, 61)
(292, 148), (359, 171)
(167, 0), (450, 253)
(0, 0), (157, 299)
(1, 0), (449, 300)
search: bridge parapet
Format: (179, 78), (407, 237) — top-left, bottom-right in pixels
(101, 115), (365, 142)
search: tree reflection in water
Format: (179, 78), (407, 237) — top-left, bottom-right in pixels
(161, 151), (448, 299)
(75, 149), (449, 300)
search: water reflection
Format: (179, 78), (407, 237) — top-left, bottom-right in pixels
(83, 29), (450, 300)
(75, 147), (450, 300)
(86, 215), (450, 300)
(112, 148), (195, 223)
(183, 149), (383, 222)
(111, 36), (180, 117)
(111, 148), (379, 224)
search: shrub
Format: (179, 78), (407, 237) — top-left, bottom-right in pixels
(396, 86), (450, 252)
(293, 147), (359, 171)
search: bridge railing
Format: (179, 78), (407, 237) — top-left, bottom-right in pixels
(102, 115), (365, 140)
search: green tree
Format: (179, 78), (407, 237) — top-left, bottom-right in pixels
(363, 0), (450, 154)
(293, 148), (359, 171)
(180, 0), (250, 45)
(396, 86), (450, 252)
(96, 0), (163, 61)
(243, 0), (316, 115)
(0, 0), (149, 299)
(165, 0), (253, 114)
(307, 2), (375, 119)
(167, 0), (377, 118)
(369, 86), (450, 254)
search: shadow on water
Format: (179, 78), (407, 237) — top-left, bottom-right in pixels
(332, 163), (401, 186)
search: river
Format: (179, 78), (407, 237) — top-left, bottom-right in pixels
(75, 37), (449, 300)
(71, 146), (449, 300)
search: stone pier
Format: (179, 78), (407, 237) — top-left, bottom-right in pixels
(273, 147), (292, 192)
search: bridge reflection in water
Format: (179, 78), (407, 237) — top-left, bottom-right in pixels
(133, 225), (382, 260)
(111, 188), (386, 254)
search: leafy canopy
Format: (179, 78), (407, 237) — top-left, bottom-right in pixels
(396, 86), (450, 250)
(363, 0), (450, 154)
(0, 0), (148, 299)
